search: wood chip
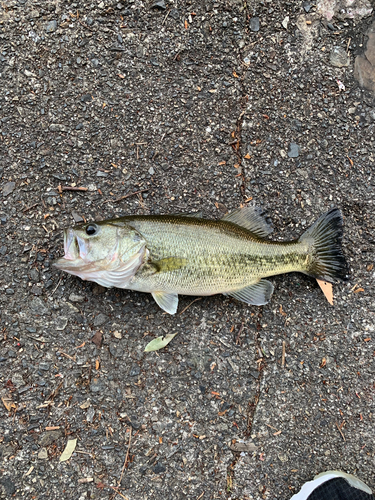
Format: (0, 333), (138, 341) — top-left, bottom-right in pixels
(91, 331), (103, 348)
(316, 279), (333, 305)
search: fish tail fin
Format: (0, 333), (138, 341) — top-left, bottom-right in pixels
(299, 208), (349, 283)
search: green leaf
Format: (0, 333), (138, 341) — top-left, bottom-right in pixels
(144, 333), (178, 352)
(59, 438), (77, 462)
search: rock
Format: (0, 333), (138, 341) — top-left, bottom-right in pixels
(72, 211), (84, 223)
(153, 462), (166, 474)
(90, 378), (103, 392)
(30, 298), (50, 316)
(45, 20), (57, 33)
(93, 313), (108, 327)
(2, 182), (15, 197)
(282, 16), (290, 29)
(39, 430), (62, 446)
(330, 46), (349, 67)
(303, 1), (312, 12)
(170, 9), (180, 20)
(230, 440), (257, 452)
(249, 17), (260, 32)
(129, 364), (141, 377)
(30, 269), (40, 282)
(55, 316), (68, 331)
(0, 478), (16, 496)
(150, 0), (166, 9)
(38, 447), (48, 459)
(288, 143), (299, 158)
(317, 0), (372, 21)
(39, 362), (50, 371)
(69, 293), (84, 303)
(354, 22), (375, 93)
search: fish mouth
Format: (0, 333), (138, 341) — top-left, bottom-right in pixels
(53, 229), (85, 271)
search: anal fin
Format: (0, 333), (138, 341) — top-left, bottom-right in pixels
(226, 280), (274, 306)
(152, 291), (179, 314)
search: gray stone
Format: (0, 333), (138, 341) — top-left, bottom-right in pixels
(94, 313), (108, 327)
(30, 298), (50, 316)
(288, 142), (299, 158)
(39, 430), (62, 447)
(249, 17), (260, 32)
(69, 293), (84, 303)
(2, 182), (15, 197)
(330, 46), (349, 67)
(38, 447), (48, 459)
(45, 20), (57, 33)
(129, 364), (141, 377)
(55, 316), (68, 331)
(355, 23), (375, 93)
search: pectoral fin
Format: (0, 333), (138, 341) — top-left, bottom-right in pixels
(225, 280), (274, 306)
(152, 291), (179, 314)
(152, 257), (188, 273)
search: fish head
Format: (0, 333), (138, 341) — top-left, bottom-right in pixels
(54, 220), (146, 286)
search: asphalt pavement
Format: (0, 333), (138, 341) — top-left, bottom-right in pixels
(0, 1), (374, 499)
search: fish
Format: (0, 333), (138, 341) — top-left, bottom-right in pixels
(54, 206), (348, 314)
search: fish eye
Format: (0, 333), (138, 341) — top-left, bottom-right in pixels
(85, 224), (98, 236)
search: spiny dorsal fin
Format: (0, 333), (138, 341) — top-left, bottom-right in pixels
(222, 206), (273, 238)
(169, 212), (203, 219)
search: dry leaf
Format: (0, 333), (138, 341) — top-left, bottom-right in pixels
(80, 399), (91, 409)
(244, 153), (251, 159)
(59, 438), (77, 462)
(1, 396), (17, 412)
(354, 288), (364, 294)
(95, 359), (100, 370)
(144, 333), (178, 352)
(316, 279), (333, 305)
(233, 71), (239, 78)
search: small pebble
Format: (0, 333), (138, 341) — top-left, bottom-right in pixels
(288, 143), (299, 158)
(330, 46), (349, 68)
(45, 20), (57, 33)
(249, 17), (260, 32)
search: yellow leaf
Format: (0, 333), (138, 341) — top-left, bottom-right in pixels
(316, 279), (333, 305)
(59, 438), (77, 462)
(95, 359), (100, 370)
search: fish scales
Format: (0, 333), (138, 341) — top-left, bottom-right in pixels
(54, 206), (348, 314)
(124, 216), (307, 295)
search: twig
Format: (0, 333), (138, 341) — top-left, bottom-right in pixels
(60, 186), (88, 192)
(336, 422), (346, 441)
(78, 19), (94, 31)
(179, 297), (202, 315)
(118, 429), (132, 487)
(110, 487), (129, 500)
(23, 203), (38, 213)
(235, 322), (244, 345)
(50, 276), (63, 296)
(197, 493), (204, 500)
(282, 341), (286, 367)
(108, 189), (149, 203)
(162, 9), (170, 25)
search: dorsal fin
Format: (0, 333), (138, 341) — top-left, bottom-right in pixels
(221, 206), (273, 238)
(169, 212), (203, 219)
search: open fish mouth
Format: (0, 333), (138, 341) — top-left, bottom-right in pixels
(53, 229), (86, 270)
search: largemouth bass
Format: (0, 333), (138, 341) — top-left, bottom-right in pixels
(54, 206), (348, 314)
